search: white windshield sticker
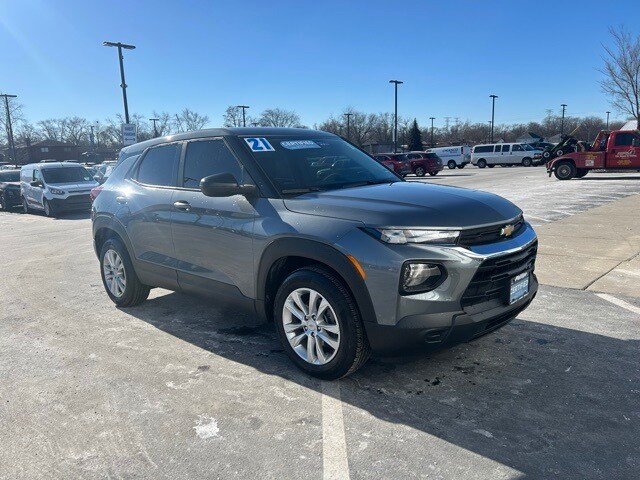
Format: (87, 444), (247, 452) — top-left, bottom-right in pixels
(280, 140), (321, 150)
(245, 137), (275, 152)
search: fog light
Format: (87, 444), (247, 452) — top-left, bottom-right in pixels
(400, 262), (445, 294)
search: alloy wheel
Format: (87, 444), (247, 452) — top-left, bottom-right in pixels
(282, 288), (340, 365)
(103, 249), (127, 297)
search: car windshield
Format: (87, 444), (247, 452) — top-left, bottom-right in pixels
(0, 171), (19, 182)
(42, 167), (92, 184)
(244, 136), (400, 194)
(523, 144), (534, 151)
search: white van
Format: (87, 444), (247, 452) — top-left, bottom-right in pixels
(471, 143), (542, 168)
(20, 162), (98, 217)
(426, 146), (471, 169)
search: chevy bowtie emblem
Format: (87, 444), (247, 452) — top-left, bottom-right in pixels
(501, 224), (515, 237)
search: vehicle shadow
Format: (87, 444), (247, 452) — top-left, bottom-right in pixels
(122, 290), (639, 479)
(579, 175), (640, 181)
(54, 211), (91, 220)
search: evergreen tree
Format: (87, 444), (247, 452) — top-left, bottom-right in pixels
(408, 119), (423, 151)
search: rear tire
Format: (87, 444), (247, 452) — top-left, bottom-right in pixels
(447, 160), (457, 169)
(99, 238), (150, 307)
(576, 168), (589, 178)
(0, 193), (6, 211)
(488, 164), (495, 168)
(477, 159), (487, 168)
(522, 158), (532, 167)
(457, 164), (466, 169)
(414, 166), (426, 177)
(554, 161), (577, 180)
(428, 171), (438, 176)
(274, 266), (371, 379)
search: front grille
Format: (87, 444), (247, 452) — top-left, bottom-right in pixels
(64, 194), (91, 207)
(458, 217), (525, 246)
(461, 241), (537, 307)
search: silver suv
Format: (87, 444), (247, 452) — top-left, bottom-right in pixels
(92, 128), (538, 379)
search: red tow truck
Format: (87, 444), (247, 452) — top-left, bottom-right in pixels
(546, 129), (640, 180)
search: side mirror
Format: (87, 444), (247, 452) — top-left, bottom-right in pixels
(632, 138), (640, 147)
(30, 180), (43, 188)
(200, 173), (257, 197)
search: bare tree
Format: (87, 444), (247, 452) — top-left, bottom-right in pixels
(173, 108), (209, 132)
(151, 111), (172, 136)
(600, 26), (640, 125)
(258, 108), (301, 127)
(37, 118), (67, 141)
(223, 106), (244, 127)
(0, 96), (25, 146)
(64, 116), (89, 145)
(14, 122), (41, 146)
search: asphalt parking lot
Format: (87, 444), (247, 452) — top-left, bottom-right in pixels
(1, 167), (639, 479)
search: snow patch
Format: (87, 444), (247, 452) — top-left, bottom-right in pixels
(473, 429), (494, 438)
(194, 415), (220, 439)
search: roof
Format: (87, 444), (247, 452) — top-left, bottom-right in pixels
(119, 127), (331, 155)
(30, 139), (77, 147)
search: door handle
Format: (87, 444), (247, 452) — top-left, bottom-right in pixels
(173, 201), (191, 211)
(115, 196), (127, 204)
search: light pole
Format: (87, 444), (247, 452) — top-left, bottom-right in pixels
(1, 93), (18, 164)
(103, 41), (136, 124)
(149, 118), (159, 137)
(389, 80), (403, 152)
(487, 121), (492, 143)
(429, 117), (435, 147)
(560, 104), (567, 136)
(236, 105), (250, 127)
(343, 113), (353, 141)
(606, 111), (611, 129)
(489, 94), (498, 142)
(89, 125), (95, 153)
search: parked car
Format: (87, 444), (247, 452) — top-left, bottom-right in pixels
(20, 162), (98, 217)
(93, 162), (117, 184)
(92, 127), (537, 379)
(0, 170), (22, 210)
(427, 146), (472, 169)
(399, 152), (444, 176)
(471, 143), (543, 168)
(373, 153), (412, 176)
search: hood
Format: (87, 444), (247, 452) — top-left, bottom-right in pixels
(47, 181), (99, 192)
(283, 182), (522, 228)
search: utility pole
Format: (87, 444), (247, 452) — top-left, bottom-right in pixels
(103, 41), (136, 124)
(429, 117), (435, 147)
(489, 94), (498, 142)
(149, 118), (159, 137)
(605, 111), (611, 129)
(1, 94), (18, 165)
(560, 104), (567, 136)
(343, 113), (353, 141)
(389, 80), (403, 153)
(90, 125), (95, 153)
(236, 105), (250, 127)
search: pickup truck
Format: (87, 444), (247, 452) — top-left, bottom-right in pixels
(546, 129), (640, 180)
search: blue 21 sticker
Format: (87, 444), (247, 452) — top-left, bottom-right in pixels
(245, 137), (275, 152)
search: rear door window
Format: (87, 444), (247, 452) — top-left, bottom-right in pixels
(137, 143), (181, 187)
(502, 145), (511, 153)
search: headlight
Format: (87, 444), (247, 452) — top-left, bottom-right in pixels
(400, 262), (445, 294)
(372, 228), (460, 245)
(49, 188), (65, 195)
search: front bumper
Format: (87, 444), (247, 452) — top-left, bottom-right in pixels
(50, 194), (92, 212)
(338, 221), (538, 354)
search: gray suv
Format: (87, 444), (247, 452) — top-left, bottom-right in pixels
(92, 128), (538, 379)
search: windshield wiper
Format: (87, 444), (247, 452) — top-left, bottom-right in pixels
(281, 187), (323, 195)
(339, 180), (396, 189)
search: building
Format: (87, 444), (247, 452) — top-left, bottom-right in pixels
(3, 140), (81, 165)
(516, 132), (544, 144)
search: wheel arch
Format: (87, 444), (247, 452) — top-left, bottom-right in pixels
(256, 238), (376, 325)
(92, 214), (134, 259)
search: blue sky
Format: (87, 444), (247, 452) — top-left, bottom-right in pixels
(1, 0), (639, 128)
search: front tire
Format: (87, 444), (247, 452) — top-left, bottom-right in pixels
(428, 171), (438, 176)
(274, 266), (370, 379)
(457, 164), (466, 169)
(576, 168), (589, 178)
(43, 199), (56, 217)
(447, 160), (457, 169)
(477, 159), (487, 168)
(99, 238), (150, 307)
(22, 196), (30, 214)
(414, 166), (426, 177)
(522, 158), (532, 167)
(554, 161), (577, 180)
(0, 193), (6, 211)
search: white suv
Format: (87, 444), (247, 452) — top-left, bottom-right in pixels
(471, 143), (542, 168)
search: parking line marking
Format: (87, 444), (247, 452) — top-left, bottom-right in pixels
(596, 293), (640, 315)
(322, 381), (350, 480)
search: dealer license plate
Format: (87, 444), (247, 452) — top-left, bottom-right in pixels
(509, 272), (529, 304)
